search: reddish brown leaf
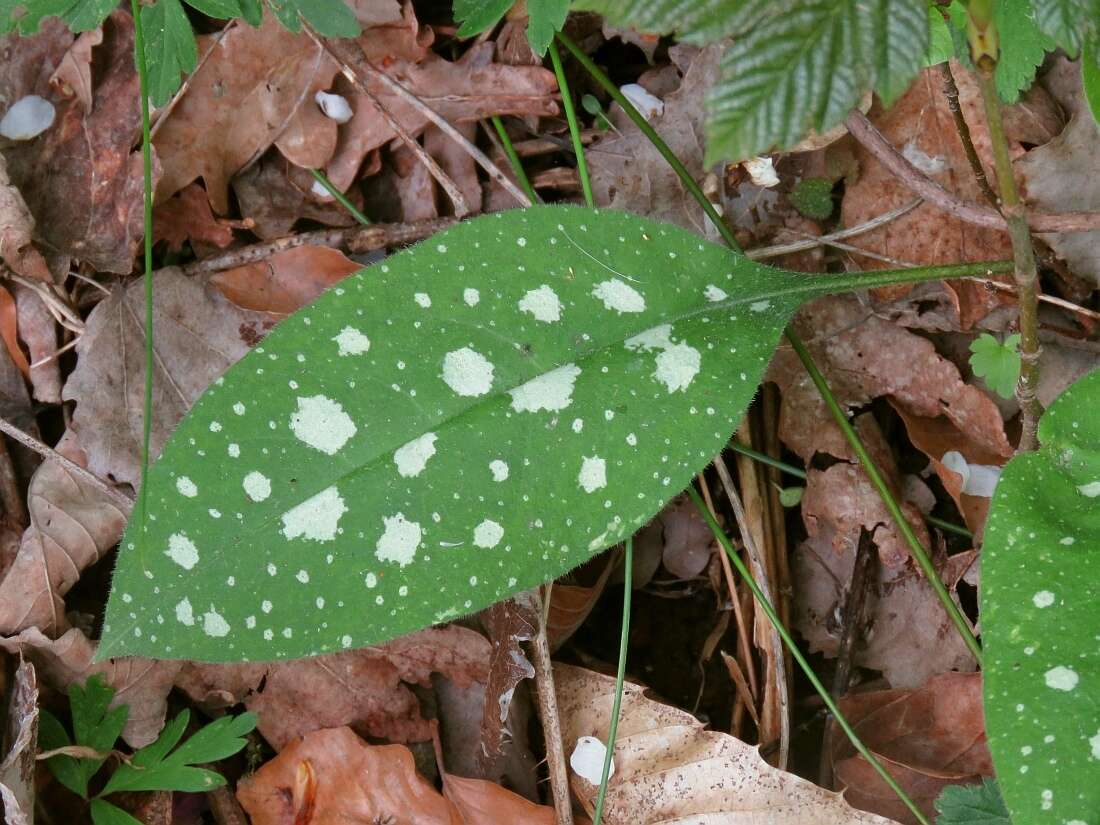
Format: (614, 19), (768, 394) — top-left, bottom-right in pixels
(831, 673), (991, 825)
(210, 246), (361, 315)
(478, 596), (537, 769)
(231, 153), (358, 240)
(13, 284), (60, 404)
(0, 155), (50, 283)
(48, 26), (102, 111)
(152, 184), (238, 253)
(0, 287), (30, 380)
(443, 774), (556, 825)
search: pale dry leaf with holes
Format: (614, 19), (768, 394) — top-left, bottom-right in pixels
(210, 246), (361, 316)
(175, 624), (490, 749)
(840, 64), (1059, 330)
(555, 662), (901, 824)
(0, 659), (36, 825)
(831, 673), (990, 825)
(0, 626), (180, 747)
(589, 43), (721, 239)
(237, 725), (555, 824)
(62, 269), (272, 489)
(2, 11), (155, 274)
(0, 431), (128, 637)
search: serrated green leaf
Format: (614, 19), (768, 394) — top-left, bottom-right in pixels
(90, 800), (144, 825)
(1, 0), (114, 34)
(453, 0), (513, 38)
(142, 0), (198, 108)
(98, 205), (883, 663)
(574, 0), (790, 45)
(183, 0), (241, 19)
(927, 5), (955, 66)
(993, 0), (1056, 102)
(935, 779), (1011, 825)
(267, 0), (359, 36)
(968, 333), (1020, 399)
(1031, 0), (1099, 56)
(525, 0), (569, 55)
(42, 676), (129, 798)
(982, 368), (1100, 825)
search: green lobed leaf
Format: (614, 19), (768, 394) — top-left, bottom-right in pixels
(49, 676), (129, 798)
(525, 0), (569, 56)
(934, 779), (1011, 825)
(992, 0), (1056, 103)
(100, 205), (868, 663)
(37, 711), (89, 798)
(574, 0), (790, 46)
(982, 368), (1100, 825)
(453, 0), (513, 38)
(968, 333), (1020, 399)
(142, 0), (199, 108)
(1030, 0), (1099, 57)
(267, 0), (360, 36)
(90, 800), (144, 825)
(0, 0), (115, 34)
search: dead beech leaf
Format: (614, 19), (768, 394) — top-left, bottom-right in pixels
(0, 431), (128, 638)
(0, 626), (180, 748)
(176, 625), (491, 750)
(210, 246), (361, 315)
(153, 16), (340, 213)
(840, 65), (1057, 329)
(0, 155), (50, 283)
(62, 268), (271, 489)
(0, 659), (36, 825)
(152, 184), (238, 253)
(555, 663), (899, 824)
(831, 673), (990, 825)
(3, 11), (155, 274)
(237, 726), (555, 825)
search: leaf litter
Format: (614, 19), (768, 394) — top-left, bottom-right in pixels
(0, 6), (1097, 824)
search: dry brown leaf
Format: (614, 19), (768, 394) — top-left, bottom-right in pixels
(231, 153), (359, 240)
(655, 492), (716, 579)
(840, 65), (1058, 329)
(210, 246), (361, 315)
(547, 552), (616, 652)
(0, 627), (180, 747)
(0, 288), (29, 380)
(48, 26), (102, 111)
(152, 184), (238, 253)
(237, 728), (462, 824)
(0, 431), (128, 637)
(831, 673), (991, 824)
(4, 11), (154, 274)
(62, 268), (271, 489)
(176, 625), (490, 750)
(589, 43), (719, 239)
(443, 773), (556, 825)
(0, 659), (36, 825)
(555, 662), (900, 824)
(13, 283), (60, 404)
(0, 155), (50, 283)
(478, 596), (537, 768)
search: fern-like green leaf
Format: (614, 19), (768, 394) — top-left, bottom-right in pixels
(142, 0), (198, 107)
(0, 0), (116, 34)
(1031, 0), (1099, 57)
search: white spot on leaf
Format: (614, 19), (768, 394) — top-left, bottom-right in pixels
(394, 432), (438, 478)
(166, 533), (199, 570)
(290, 395), (357, 455)
(518, 285), (563, 323)
(625, 324), (701, 393)
(414, 292), (432, 308)
(509, 364), (581, 413)
(473, 519), (504, 548)
(463, 288), (480, 306)
(442, 347), (495, 397)
(176, 476), (198, 497)
(592, 278), (645, 313)
(1032, 590), (1054, 608)
(333, 326), (371, 356)
(578, 456), (607, 493)
(1044, 665), (1079, 691)
(704, 284), (728, 302)
(202, 608), (230, 637)
(375, 513), (423, 566)
(1077, 480), (1100, 497)
(281, 486), (347, 542)
(175, 598), (194, 626)
(490, 460), (509, 482)
(243, 471), (271, 502)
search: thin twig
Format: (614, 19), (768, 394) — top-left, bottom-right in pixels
(713, 454), (790, 770)
(745, 200), (922, 260)
(308, 32), (471, 217)
(981, 279), (1100, 320)
(181, 218), (454, 276)
(846, 109), (1100, 233)
(318, 34), (533, 208)
(939, 62), (998, 206)
(0, 417), (133, 510)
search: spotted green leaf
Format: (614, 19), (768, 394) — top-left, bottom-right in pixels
(982, 367), (1100, 825)
(99, 206), (937, 663)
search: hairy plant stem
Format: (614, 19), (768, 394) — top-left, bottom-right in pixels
(592, 538), (632, 825)
(559, 29), (988, 660)
(549, 42), (594, 208)
(490, 116), (539, 204)
(687, 488), (930, 825)
(975, 67), (1044, 451)
(131, 0), (155, 550)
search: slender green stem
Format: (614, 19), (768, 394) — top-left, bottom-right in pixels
(131, 0), (155, 550)
(490, 116), (539, 204)
(726, 443), (973, 539)
(592, 538), (632, 825)
(310, 169), (371, 226)
(562, 26), (986, 661)
(557, 32), (736, 249)
(687, 488), (930, 825)
(788, 331), (982, 662)
(550, 39), (594, 208)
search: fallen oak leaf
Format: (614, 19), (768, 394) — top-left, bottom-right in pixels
(555, 662), (900, 824)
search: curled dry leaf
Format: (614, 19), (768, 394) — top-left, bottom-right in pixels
(62, 268), (272, 489)
(0, 154), (50, 283)
(0, 431), (128, 638)
(48, 26), (102, 112)
(13, 283), (60, 404)
(0, 659), (36, 825)
(210, 246), (361, 316)
(555, 662), (900, 824)
(4, 11), (156, 274)
(840, 65), (1058, 329)
(0, 627), (180, 748)
(831, 673), (991, 825)
(176, 625), (490, 750)
(237, 726), (555, 824)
